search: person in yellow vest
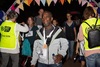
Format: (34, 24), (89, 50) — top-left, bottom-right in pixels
(78, 6), (100, 67)
(0, 11), (29, 67)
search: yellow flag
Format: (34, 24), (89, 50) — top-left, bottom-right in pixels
(67, 0), (71, 4)
(24, 0), (33, 6)
(47, 0), (52, 6)
(16, 0), (20, 4)
(24, 0), (29, 6)
(18, 3), (24, 11)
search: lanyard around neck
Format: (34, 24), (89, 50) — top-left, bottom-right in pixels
(43, 26), (55, 44)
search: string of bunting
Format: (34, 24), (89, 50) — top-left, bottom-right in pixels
(6, 0), (99, 15)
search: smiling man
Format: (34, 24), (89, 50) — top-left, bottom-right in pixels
(31, 11), (69, 67)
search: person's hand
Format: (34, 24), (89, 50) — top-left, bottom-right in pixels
(31, 65), (35, 67)
(74, 38), (77, 42)
(20, 22), (25, 26)
(54, 54), (63, 63)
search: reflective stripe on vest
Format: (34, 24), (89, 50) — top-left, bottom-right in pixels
(82, 18), (100, 50)
(0, 20), (17, 49)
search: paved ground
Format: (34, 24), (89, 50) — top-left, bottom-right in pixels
(0, 57), (81, 67)
(63, 58), (81, 67)
(62, 45), (82, 67)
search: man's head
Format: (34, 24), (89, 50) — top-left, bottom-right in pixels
(7, 11), (18, 22)
(38, 8), (44, 16)
(83, 6), (95, 20)
(42, 11), (53, 27)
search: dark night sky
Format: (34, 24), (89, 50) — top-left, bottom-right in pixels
(0, 0), (100, 26)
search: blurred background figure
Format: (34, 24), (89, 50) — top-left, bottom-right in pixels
(74, 16), (81, 34)
(52, 19), (59, 27)
(21, 16), (38, 67)
(63, 12), (77, 60)
(34, 8), (44, 29)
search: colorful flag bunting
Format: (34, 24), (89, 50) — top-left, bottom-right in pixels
(35, 0), (40, 6)
(87, 2), (97, 15)
(6, 1), (16, 14)
(67, 0), (71, 4)
(90, 2), (96, 7)
(16, 0), (20, 4)
(24, 0), (29, 6)
(60, 0), (64, 5)
(47, 0), (52, 6)
(41, 0), (46, 6)
(78, 0), (82, 5)
(11, 4), (15, 11)
(28, 0), (33, 6)
(18, 2), (24, 11)
(15, 7), (20, 14)
(53, 0), (57, 4)
(24, 0), (33, 6)
(87, 2), (93, 7)
(82, 0), (87, 6)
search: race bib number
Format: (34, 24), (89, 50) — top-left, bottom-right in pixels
(25, 31), (33, 37)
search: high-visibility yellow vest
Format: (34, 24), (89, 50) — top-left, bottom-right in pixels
(0, 20), (17, 49)
(82, 18), (100, 50)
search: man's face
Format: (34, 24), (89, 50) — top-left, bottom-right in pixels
(42, 13), (52, 27)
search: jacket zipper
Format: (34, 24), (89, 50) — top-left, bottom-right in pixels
(48, 46), (49, 65)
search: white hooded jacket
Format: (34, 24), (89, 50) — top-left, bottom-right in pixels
(31, 27), (69, 65)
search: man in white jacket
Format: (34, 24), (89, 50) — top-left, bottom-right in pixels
(31, 11), (69, 67)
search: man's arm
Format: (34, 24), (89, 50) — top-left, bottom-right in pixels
(58, 38), (69, 57)
(55, 31), (69, 63)
(31, 40), (39, 66)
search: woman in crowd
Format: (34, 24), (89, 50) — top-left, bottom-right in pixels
(78, 6), (100, 67)
(21, 16), (38, 67)
(63, 12), (77, 60)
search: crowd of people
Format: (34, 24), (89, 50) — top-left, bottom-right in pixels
(0, 6), (100, 67)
